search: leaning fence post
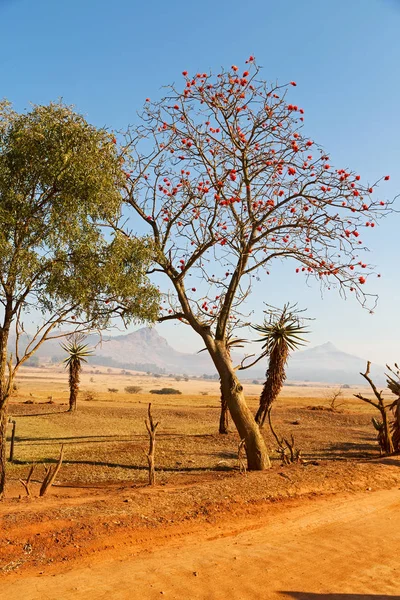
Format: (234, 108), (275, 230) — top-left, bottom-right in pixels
(8, 418), (16, 462)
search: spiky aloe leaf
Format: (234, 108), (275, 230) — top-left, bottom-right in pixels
(252, 303), (310, 355)
(60, 334), (94, 367)
(372, 417), (384, 431)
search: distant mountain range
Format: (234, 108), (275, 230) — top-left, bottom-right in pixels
(284, 341), (384, 385)
(17, 327), (386, 385)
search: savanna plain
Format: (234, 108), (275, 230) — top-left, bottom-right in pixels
(1, 365), (400, 599)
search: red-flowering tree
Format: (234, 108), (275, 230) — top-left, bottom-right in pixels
(121, 58), (393, 470)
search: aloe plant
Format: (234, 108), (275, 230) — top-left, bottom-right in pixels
(253, 304), (309, 427)
(61, 334), (94, 412)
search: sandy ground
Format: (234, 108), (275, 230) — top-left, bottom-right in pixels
(3, 487), (400, 600)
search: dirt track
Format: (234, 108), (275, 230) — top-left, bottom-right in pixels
(4, 488), (400, 600)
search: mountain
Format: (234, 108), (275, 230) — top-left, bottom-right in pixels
(14, 328), (385, 384)
(86, 328), (214, 375)
(283, 341), (385, 385)
(16, 327), (215, 376)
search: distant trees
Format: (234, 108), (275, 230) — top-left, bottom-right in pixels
(125, 385), (143, 394)
(150, 388), (182, 395)
(120, 57), (392, 470)
(0, 101), (159, 497)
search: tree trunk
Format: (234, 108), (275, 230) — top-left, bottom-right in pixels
(68, 389), (77, 412)
(68, 363), (79, 412)
(255, 345), (288, 426)
(219, 380), (229, 434)
(381, 407), (394, 454)
(0, 405), (8, 498)
(0, 323), (12, 498)
(211, 343), (270, 470)
(391, 399), (400, 452)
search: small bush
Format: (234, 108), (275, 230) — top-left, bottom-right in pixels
(108, 388), (119, 394)
(83, 390), (98, 402)
(150, 387), (182, 395)
(125, 385), (143, 394)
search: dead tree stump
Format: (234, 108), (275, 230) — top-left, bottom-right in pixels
(145, 403), (159, 486)
(19, 464), (36, 497)
(39, 445), (64, 497)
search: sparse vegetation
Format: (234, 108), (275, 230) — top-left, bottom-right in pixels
(125, 386), (143, 394)
(150, 388), (182, 395)
(325, 386), (345, 412)
(83, 390), (98, 402)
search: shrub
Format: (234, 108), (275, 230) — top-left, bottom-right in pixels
(150, 387), (182, 395)
(125, 385), (143, 394)
(83, 390), (98, 402)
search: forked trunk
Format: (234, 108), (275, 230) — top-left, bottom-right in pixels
(219, 380), (229, 434)
(211, 342), (270, 470)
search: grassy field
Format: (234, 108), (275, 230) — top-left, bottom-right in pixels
(3, 364), (400, 579)
(6, 365), (382, 488)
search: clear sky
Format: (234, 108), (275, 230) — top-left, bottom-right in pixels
(1, 0), (399, 365)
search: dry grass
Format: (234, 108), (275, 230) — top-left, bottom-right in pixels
(6, 365), (383, 489)
(3, 365), (400, 578)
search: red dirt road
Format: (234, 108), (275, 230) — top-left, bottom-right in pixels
(3, 488), (400, 599)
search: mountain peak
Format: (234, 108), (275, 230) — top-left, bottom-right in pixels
(317, 341), (338, 351)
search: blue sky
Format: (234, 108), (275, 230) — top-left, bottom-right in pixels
(1, 0), (399, 364)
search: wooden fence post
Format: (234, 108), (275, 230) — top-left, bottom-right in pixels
(8, 418), (16, 462)
(145, 403), (159, 486)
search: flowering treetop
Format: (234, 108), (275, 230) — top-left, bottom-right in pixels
(122, 57), (393, 340)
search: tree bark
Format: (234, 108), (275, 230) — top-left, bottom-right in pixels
(68, 390), (77, 412)
(391, 399), (400, 452)
(68, 363), (79, 412)
(0, 320), (12, 498)
(381, 407), (394, 454)
(219, 380), (229, 434)
(211, 342), (270, 470)
(0, 406), (7, 497)
(255, 346), (288, 426)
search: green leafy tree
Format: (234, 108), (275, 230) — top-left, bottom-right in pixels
(253, 304), (309, 427)
(0, 101), (159, 497)
(61, 334), (93, 412)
